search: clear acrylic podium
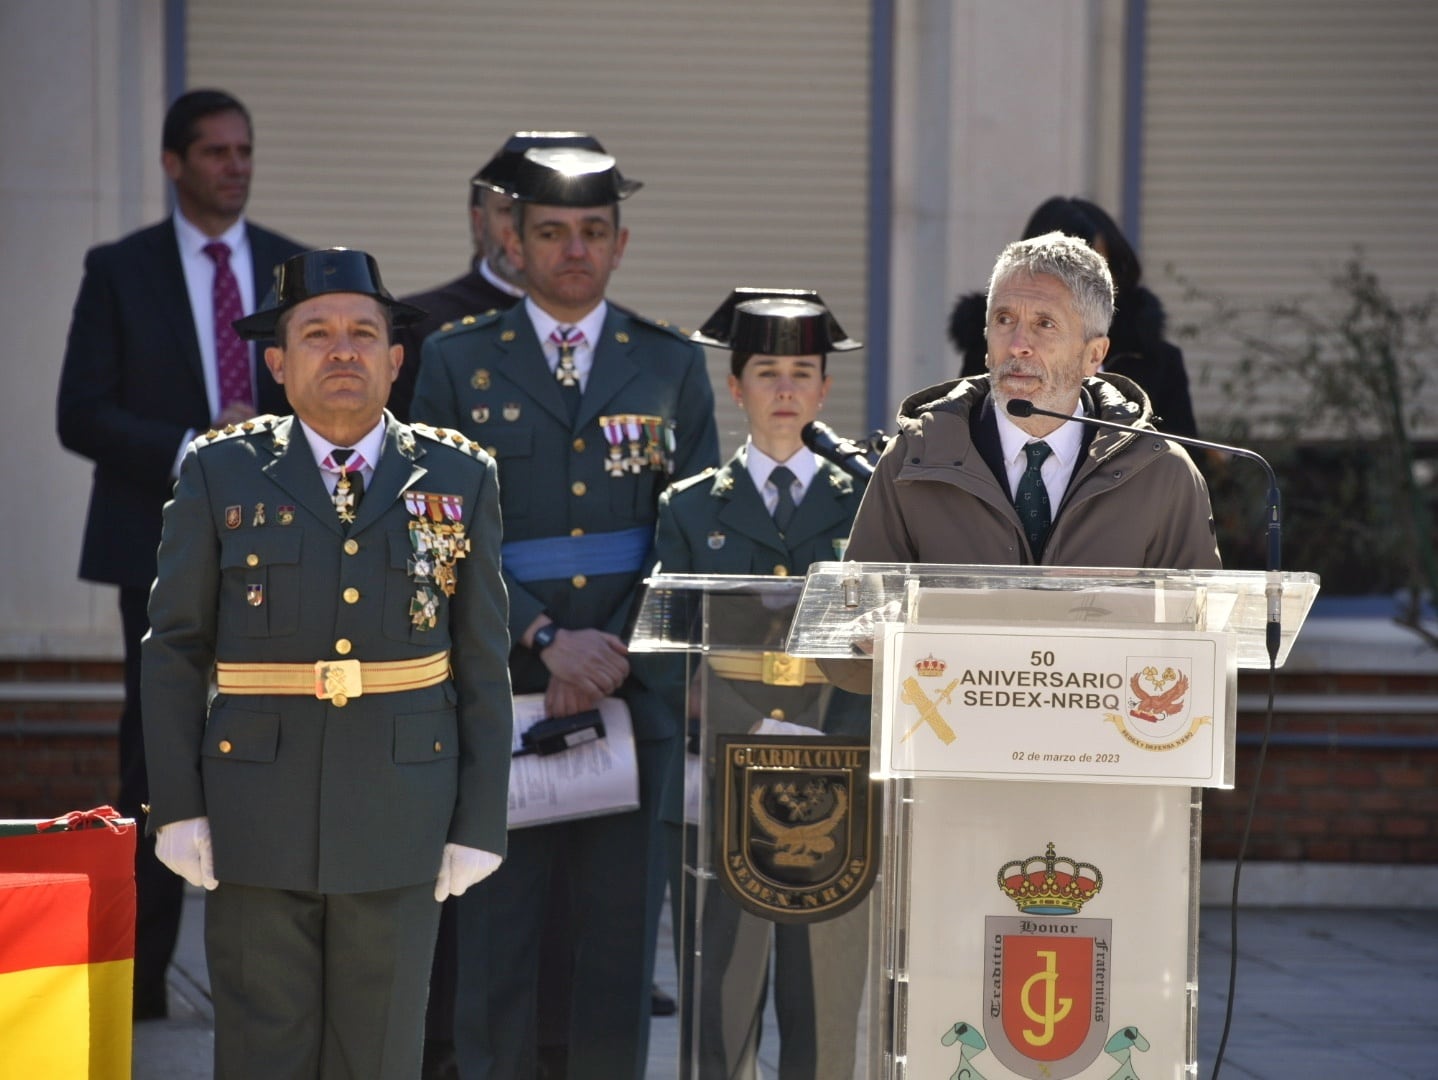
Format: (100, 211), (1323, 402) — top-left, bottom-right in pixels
(631, 573), (875, 1079)
(780, 562), (1320, 1080)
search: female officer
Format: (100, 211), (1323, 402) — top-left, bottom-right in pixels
(652, 289), (870, 1079)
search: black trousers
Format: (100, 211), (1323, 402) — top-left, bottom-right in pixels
(119, 584), (184, 1013)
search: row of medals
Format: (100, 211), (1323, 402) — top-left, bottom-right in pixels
(404, 492), (469, 630)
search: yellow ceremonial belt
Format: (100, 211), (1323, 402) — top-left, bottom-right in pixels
(705, 651), (828, 688)
(216, 651), (450, 702)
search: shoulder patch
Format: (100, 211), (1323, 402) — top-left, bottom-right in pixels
(195, 415), (281, 448)
(436, 308), (505, 337)
(410, 422), (491, 462)
(623, 310), (695, 342)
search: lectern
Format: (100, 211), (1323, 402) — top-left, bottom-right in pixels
(781, 563), (1319, 1079)
(631, 573), (875, 1078)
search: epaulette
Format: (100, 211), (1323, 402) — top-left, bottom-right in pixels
(195, 415), (282, 448)
(434, 308), (504, 336)
(622, 310), (695, 342)
(409, 421), (491, 462)
(662, 466), (719, 500)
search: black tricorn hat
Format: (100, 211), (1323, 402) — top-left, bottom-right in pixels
(472, 131), (608, 196)
(497, 146), (643, 206)
(233, 248), (427, 341)
(691, 287), (862, 354)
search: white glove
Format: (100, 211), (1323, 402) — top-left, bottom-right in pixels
(154, 816), (218, 890)
(434, 843), (502, 901)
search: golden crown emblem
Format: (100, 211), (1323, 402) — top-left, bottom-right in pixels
(997, 841), (1103, 914)
(915, 654), (947, 678)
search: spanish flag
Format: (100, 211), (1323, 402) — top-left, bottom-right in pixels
(0, 809), (136, 1080)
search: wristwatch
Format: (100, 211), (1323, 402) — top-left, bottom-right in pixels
(531, 623), (559, 653)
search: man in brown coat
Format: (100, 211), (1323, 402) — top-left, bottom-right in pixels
(845, 231), (1219, 573)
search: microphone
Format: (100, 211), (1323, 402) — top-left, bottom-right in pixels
(1005, 398), (1284, 663)
(802, 420), (875, 479)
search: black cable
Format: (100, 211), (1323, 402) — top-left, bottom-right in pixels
(1208, 654), (1277, 1080)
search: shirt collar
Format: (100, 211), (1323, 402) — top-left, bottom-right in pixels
(172, 210), (247, 258)
(477, 257), (525, 299)
(994, 397), (1086, 468)
(745, 440), (819, 493)
(525, 297), (608, 351)
(299, 417), (387, 472)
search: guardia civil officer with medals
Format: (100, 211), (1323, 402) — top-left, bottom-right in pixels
(141, 248), (514, 1079)
(412, 147), (719, 1078)
(653, 291), (873, 1079)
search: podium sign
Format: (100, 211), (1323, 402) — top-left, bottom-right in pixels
(880, 624), (1234, 786)
(782, 562), (1319, 1080)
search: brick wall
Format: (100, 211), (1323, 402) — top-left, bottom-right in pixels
(1201, 670), (1438, 863)
(4, 664), (1436, 863)
(0, 660), (122, 819)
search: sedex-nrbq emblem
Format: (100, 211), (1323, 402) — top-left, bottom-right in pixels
(715, 734), (878, 923)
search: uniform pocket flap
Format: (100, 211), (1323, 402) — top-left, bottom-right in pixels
(394, 708), (460, 763)
(220, 527), (303, 569)
(203, 706), (280, 763)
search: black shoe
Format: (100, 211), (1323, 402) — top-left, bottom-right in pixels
(651, 982), (676, 1017)
(421, 1038), (459, 1080)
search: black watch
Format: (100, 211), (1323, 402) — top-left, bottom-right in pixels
(531, 624), (559, 653)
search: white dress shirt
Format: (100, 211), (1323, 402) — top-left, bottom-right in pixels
(525, 298), (607, 392)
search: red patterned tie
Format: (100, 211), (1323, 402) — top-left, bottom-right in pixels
(204, 241), (252, 410)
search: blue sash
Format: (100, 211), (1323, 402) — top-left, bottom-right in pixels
(501, 525), (653, 584)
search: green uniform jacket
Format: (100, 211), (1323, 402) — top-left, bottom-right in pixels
(411, 303), (719, 740)
(141, 413), (514, 894)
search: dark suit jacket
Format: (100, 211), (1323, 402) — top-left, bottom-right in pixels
(141, 413), (514, 893)
(390, 265), (522, 423)
(411, 302), (720, 740)
(57, 218), (305, 588)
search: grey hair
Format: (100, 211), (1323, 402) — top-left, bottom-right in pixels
(985, 231), (1115, 340)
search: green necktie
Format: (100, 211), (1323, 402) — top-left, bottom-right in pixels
(770, 465), (797, 535)
(1015, 441), (1053, 559)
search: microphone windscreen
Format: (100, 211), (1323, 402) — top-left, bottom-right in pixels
(1006, 399), (1035, 417)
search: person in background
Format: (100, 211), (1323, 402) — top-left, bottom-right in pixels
(949, 195), (1199, 437)
(55, 87), (305, 1021)
(413, 145), (719, 1080)
(653, 289), (872, 1078)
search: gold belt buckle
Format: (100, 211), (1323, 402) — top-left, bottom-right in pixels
(761, 651), (804, 687)
(315, 659), (364, 704)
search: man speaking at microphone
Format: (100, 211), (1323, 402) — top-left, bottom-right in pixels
(845, 231), (1220, 573)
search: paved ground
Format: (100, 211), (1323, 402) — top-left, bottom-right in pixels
(132, 890), (1437, 1079)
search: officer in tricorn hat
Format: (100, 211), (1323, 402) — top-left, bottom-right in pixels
(390, 132), (612, 422)
(144, 246), (515, 1079)
(413, 146), (718, 1079)
(654, 288), (872, 1078)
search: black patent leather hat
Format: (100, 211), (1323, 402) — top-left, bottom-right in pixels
(691, 287), (862, 354)
(233, 248), (426, 340)
(472, 131), (607, 196)
(497, 146), (643, 206)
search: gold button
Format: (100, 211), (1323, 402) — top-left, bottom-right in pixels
(344, 539), (359, 555)
(335, 638), (352, 655)
(570, 527), (585, 537)
(769, 709), (785, 722)
(246, 554), (259, 567)
(774, 564), (790, 577)
(572, 437), (586, 452)
(332, 693), (348, 708)
(486, 446), (498, 457)
(343, 587), (360, 604)
(433, 741), (444, 753)
(218, 739), (233, 754)
(571, 481), (587, 496)
(572, 574), (588, 589)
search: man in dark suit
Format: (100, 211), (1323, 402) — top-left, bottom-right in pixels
(413, 146), (719, 1080)
(55, 87), (304, 1020)
(142, 248), (514, 1078)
